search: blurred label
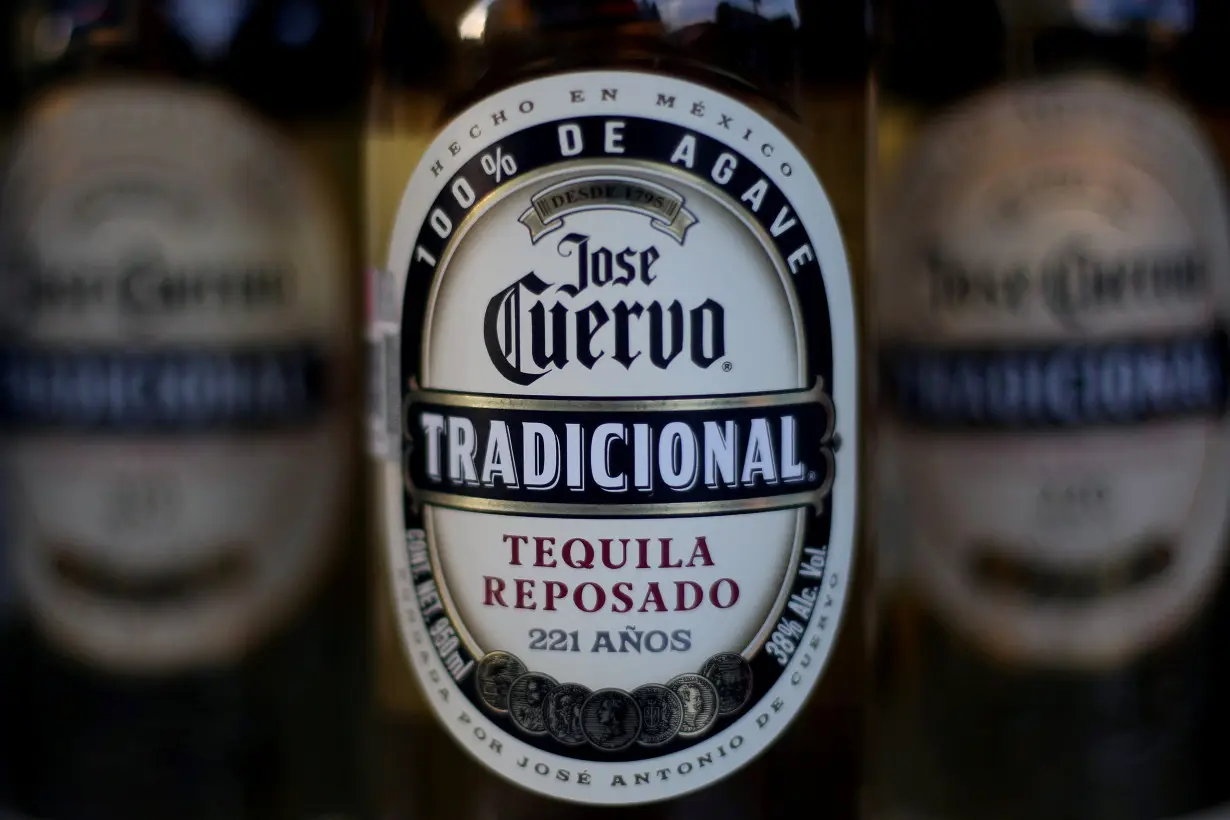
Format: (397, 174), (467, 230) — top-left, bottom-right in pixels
(0, 345), (328, 432)
(1072, 0), (1194, 32)
(0, 82), (352, 675)
(876, 75), (1230, 668)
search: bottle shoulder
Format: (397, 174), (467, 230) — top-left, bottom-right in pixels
(8, 0), (367, 121)
(373, 0), (868, 124)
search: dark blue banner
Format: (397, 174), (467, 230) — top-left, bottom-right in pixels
(880, 328), (1230, 431)
(0, 343), (330, 434)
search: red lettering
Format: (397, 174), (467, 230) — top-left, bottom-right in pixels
(486, 532), (730, 614)
(636, 537), (652, 568)
(687, 536), (714, 567)
(658, 537), (683, 568)
(612, 581), (634, 613)
(710, 578), (739, 608)
(562, 538), (595, 569)
(484, 576), (507, 606)
(544, 580), (567, 611)
(515, 578), (536, 609)
(675, 580), (703, 611)
(534, 536), (557, 567)
(503, 534), (528, 565)
(600, 538), (629, 569)
(638, 581), (667, 612)
(574, 582), (607, 612)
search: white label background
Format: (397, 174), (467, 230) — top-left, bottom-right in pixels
(421, 160), (806, 689)
(380, 71), (859, 804)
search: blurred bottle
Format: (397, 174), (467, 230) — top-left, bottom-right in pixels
(0, 7), (21, 813)
(0, 2), (369, 819)
(871, 1), (1230, 820)
(365, 0), (868, 817)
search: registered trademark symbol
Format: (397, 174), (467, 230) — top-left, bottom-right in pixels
(722, 361), (733, 372)
(807, 470), (816, 481)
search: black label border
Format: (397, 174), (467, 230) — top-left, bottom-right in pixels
(398, 113), (842, 764)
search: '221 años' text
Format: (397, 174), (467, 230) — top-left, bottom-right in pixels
(528, 626), (693, 654)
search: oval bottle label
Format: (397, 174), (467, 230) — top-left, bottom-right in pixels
(0, 82), (352, 674)
(876, 75), (1230, 668)
(374, 71), (858, 804)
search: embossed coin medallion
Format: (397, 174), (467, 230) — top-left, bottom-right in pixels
(581, 688), (643, 751)
(545, 683), (593, 747)
(631, 683), (685, 747)
(509, 672), (558, 735)
(475, 650), (528, 712)
(374, 70), (858, 804)
(701, 652), (755, 715)
(667, 673), (721, 737)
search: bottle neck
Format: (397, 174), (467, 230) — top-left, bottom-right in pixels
(996, 0), (1194, 38)
(876, 0), (1203, 108)
(996, 0), (1193, 79)
(11, 0), (366, 122)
